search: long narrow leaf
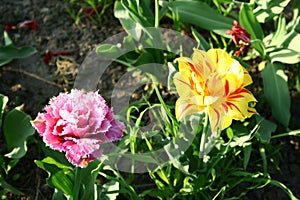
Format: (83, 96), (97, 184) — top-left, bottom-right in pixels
(165, 1), (233, 37)
(261, 62), (291, 127)
(239, 3), (265, 56)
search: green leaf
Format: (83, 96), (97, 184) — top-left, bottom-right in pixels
(102, 180), (119, 200)
(0, 94), (8, 128)
(243, 144), (252, 170)
(269, 48), (300, 64)
(52, 189), (67, 200)
(191, 27), (211, 51)
(52, 170), (74, 196)
(254, 0), (291, 23)
(3, 108), (35, 159)
(269, 14), (286, 47)
(0, 177), (24, 195)
(96, 44), (123, 59)
(0, 45), (37, 67)
(255, 115), (277, 143)
(4, 31), (13, 46)
(282, 16), (300, 52)
(165, 1), (233, 37)
(239, 3), (265, 56)
(35, 158), (74, 196)
(114, 0), (152, 40)
(261, 62), (291, 127)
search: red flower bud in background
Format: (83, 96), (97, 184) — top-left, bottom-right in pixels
(83, 4), (102, 19)
(4, 24), (17, 31)
(226, 20), (251, 56)
(18, 20), (38, 31)
(43, 50), (71, 64)
(4, 20), (37, 31)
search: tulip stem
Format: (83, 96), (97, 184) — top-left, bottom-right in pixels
(199, 108), (209, 160)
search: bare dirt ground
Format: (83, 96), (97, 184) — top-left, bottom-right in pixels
(0, 0), (299, 199)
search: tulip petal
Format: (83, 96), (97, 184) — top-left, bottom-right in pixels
(175, 98), (205, 121)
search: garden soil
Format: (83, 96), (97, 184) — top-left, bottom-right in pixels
(0, 0), (300, 199)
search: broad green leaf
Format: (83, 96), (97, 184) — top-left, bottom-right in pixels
(165, 1), (233, 37)
(254, 0), (291, 23)
(39, 157), (73, 170)
(0, 45), (37, 67)
(35, 159), (74, 196)
(51, 170), (74, 196)
(269, 14), (286, 47)
(114, 0), (153, 40)
(72, 161), (101, 200)
(0, 94), (8, 128)
(96, 44), (123, 59)
(114, 1), (141, 40)
(3, 108), (35, 159)
(240, 3), (265, 56)
(261, 62), (291, 127)
(269, 48), (300, 64)
(282, 16), (300, 52)
(42, 145), (73, 167)
(102, 180), (119, 200)
(255, 115), (277, 143)
(52, 189), (67, 200)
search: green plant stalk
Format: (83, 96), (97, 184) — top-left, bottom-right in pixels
(199, 108), (209, 160)
(72, 167), (82, 200)
(271, 129), (300, 139)
(154, 0), (160, 28)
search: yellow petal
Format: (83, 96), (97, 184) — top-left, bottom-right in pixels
(223, 88), (257, 125)
(208, 103), (225, 132)
(192, 48), (216, 79)
(242, 69), (253, 87)
(175, 98), (205, 121)
(173, 73), (194, 98)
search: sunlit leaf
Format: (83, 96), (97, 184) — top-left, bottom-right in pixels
(96, 44), (123, 59)
(35, 158), (74, 196)
(269, 48), (300, 64)
(254, 0), (291, 23)
(4, 31), (13, 46)
(261, 62), (291, 127)
(0, 94), (8, 128)
(3, 108), (35, 159)
(164, 1), (233, 37)
(268, 14), (286, 47)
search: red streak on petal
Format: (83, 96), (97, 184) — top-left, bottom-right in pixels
(187, 62), (197, 73)
(175, 77), (193, 90)
(226, 101), (242, 113)
(225, 80), (229, 96)
(213, 107), (221, 129)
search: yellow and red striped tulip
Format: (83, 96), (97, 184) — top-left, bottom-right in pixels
(174, 48), (257, 131)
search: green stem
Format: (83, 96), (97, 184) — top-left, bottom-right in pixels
(199, 109), (209, 159)
(154, 0), (160, 28)
(271, 129), (300, 139)
(73, 167), (82, 200)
